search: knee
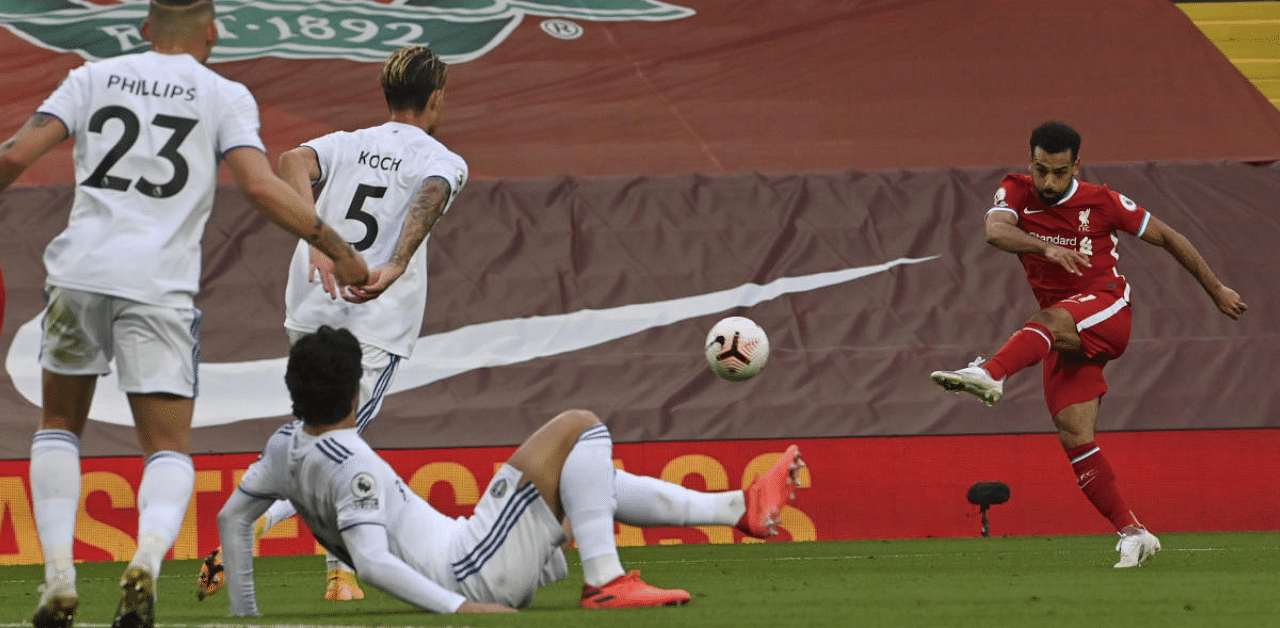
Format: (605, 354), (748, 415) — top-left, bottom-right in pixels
(1031, 308), (1075, 337)
(549, 409), (602, 435)
(1052, 416), (1094, 449)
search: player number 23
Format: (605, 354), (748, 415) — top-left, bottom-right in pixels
(82, 105), (197, 199)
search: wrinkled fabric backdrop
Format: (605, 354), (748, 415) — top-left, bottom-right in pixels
(0, 0), (1276, 458)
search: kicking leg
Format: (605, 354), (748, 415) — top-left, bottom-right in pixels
(932, 307), (1076, 404)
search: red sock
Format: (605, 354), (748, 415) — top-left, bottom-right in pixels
(1066, 441), (1140, 532)
(983, 322), (1053, 381)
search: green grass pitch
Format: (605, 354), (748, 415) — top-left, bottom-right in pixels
(2, 532), (1277, 628)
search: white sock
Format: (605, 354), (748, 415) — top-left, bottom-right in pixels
(559, 423), (624, 586)
(613, 470), (745, 527)
(30, 430), (81, 584)
(326, 553), (355, 573)
(133, 451), (195, 577)
(262, 498), (298, 536)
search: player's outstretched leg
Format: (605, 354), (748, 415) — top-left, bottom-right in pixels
(736, 445), (805, 538)
(32, 578), (78, 628)
(1114, 525), (1161, 568)
(110, 565), (155, 628)
(930, 357), (1004, 405)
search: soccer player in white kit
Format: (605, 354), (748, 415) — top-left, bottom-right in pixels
(218, 326), (806, 614)
(197, 45), (466, 601)
(0, 3), (368, 628)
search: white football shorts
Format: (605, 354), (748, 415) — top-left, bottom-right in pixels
(40, 285), (200, 397)
(446, 464), (569, 607)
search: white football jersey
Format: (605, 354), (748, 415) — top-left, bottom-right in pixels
(236, 421), (464, 596)
(37, 51), (265, 307)
(284, 122), (468, 357)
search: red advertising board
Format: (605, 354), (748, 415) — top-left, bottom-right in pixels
(1, 430), (1277, 565)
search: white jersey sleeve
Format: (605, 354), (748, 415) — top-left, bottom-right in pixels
(37, 51), (266, 307)
(218, 421), (300, 617)
(341, 517), (467, 613)
(213, 84), (265, 155)
(229, 425), (465, 611)
(284, 122), (468, 357)
(37, 65), (90, 134)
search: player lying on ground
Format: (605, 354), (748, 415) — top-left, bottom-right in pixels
(216, 326), (806, 613)
(199, 43), (468, 603)
(931, 121), (1246, 568)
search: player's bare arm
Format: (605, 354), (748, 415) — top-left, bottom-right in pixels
(343, 175), (452, 304)
(457, 601), (520, 614)
(224, 146), (369, 286)
(1139, 215), (1248, 319)
(277, 147), (344, 300)
(0, 113), (68, 190)
(984, 210), (1090, 276)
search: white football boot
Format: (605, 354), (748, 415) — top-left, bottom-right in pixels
(931, 357), (1005, 405)
(32, 576), (78, 628)
(1114, 527), (1161, 568)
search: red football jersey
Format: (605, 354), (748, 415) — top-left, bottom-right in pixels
(989, 174), (1150, 308)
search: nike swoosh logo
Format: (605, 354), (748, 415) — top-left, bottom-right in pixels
(1024, 209), (1044, 214)
(5, 256), (938, 427)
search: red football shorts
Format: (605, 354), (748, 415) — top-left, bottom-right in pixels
(1041, 291), (1132, 416)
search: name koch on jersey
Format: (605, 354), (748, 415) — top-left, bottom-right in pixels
(284, 121), (468, 358)
(988, 174), (1151, 306)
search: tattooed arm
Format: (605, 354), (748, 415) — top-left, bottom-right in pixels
(0, 113), (69, 191)
(224, 146), (369, 287)
(343, 175), (452, 304)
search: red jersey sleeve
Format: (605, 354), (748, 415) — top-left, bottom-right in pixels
(991, 174), (1033, 215)
(1099, 184), (1150, 237)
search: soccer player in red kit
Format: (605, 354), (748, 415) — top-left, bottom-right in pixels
(931, 121), (1247, 568)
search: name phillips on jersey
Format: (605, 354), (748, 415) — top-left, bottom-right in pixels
(107, 73), (195, 101)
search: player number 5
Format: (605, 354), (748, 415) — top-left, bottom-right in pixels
(344, 183), (386, 251)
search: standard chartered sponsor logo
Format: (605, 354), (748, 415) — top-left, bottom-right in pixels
(1033, 232), (1078, 247)
(0, 0), (694, 63)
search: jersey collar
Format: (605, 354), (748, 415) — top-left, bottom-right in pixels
(1052, 179), (1079, 206)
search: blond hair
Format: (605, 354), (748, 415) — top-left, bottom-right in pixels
(146, 0), (215, 43)
(380, 46), (448, 112)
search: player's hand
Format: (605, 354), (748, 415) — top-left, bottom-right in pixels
(308, 245), (341, 300)
(342, 262), (406, 304)
(331, 248), (370, 288)
(1044, 244), (1091, 276)
(1210, 285), (1247, 320)
(456, 601), (518, 613)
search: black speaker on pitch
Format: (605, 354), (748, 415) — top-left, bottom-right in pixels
(967, 481), (1010, 537)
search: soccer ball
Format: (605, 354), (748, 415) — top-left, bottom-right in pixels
(704, 316), (770, 381)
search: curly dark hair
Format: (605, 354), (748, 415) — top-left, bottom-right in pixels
(1029, 121), (1081, 162)
(285, 326), (362, 426)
